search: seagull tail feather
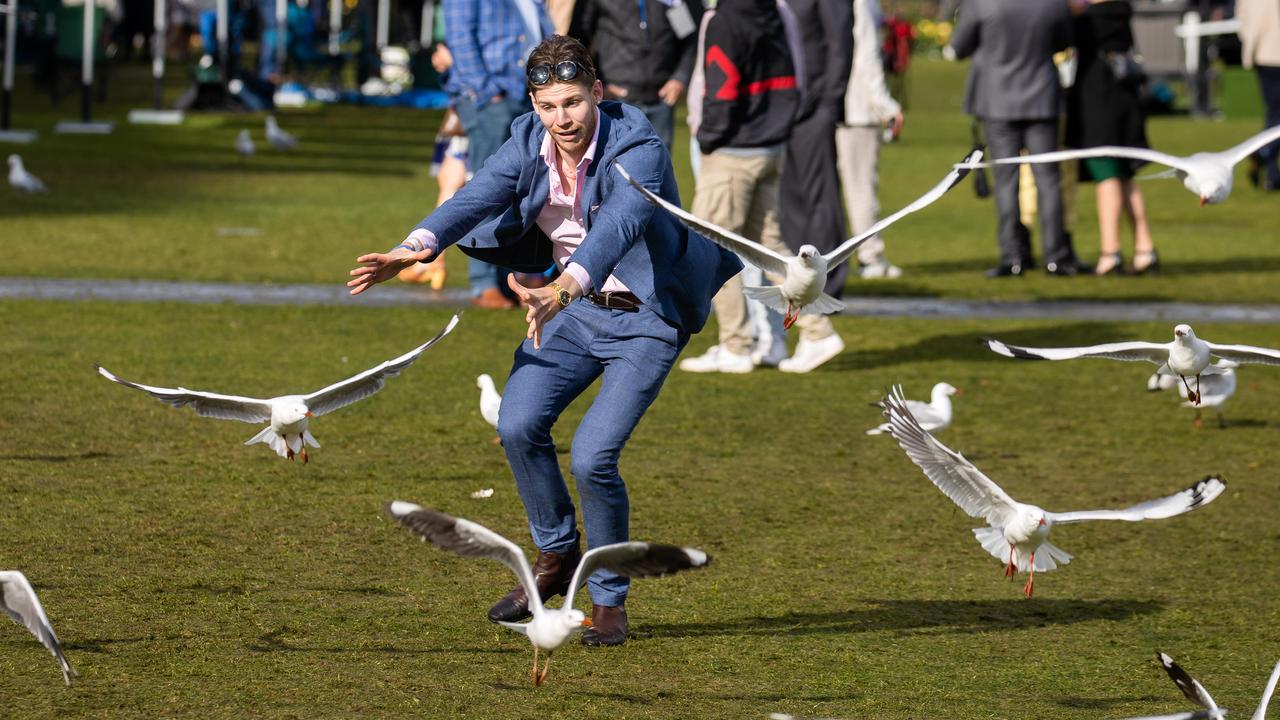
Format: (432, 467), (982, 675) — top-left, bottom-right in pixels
(245, 425), (288, 457)
(741, 285), (790, 314)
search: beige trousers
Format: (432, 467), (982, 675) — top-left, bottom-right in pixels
(693, 150), (835, 355)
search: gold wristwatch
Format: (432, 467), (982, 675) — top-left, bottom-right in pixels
(549, 281), (572, 308)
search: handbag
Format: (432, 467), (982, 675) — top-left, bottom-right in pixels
(1102, 50), (1147, 87)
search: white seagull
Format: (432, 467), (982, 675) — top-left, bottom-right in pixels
(235, 129), (255, 157)
(1148, 362), (1238, 428)
(265, 115), (297, 150)
(476, 374), (502, 443)
(96, 314), (459, 462)
(954, 124), (1280, 205)
(866, 382), (958, 436)
(8, 154), (48, 193)
(385, 501), (710, 686)
(615, 149), (982, 328)
(2, 571), (77, 685)
(984, 324), (1280, 405)
(1158, 651), (1280, 720)
(879, 385), (1226, 598)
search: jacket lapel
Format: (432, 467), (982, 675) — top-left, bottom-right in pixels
(580, 108), (614, 233)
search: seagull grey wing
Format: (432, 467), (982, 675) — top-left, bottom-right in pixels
(960, 146), (1196, 175)
(305, 314), (460, 416)
(613, 161), (790, 275)
(983, 338), (1169, 363)
(826, 148), (982, 267)
(0, 572), (76, 685)
(563, 542), (710, 607)
(879, 385), (1019, 526)
(1222, 125), (1280, 165)
(1252, 660), (1280, 720)
(1158, 652), (1223, 712)
(1050, 476), (1225, 525)
(95, 365), (273, 423)
(1204, 342), (1280, 367)
(385, 501), (543, 613)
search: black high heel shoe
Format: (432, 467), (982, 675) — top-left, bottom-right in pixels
(1133, 250), (1159, 275)
(1095, 251), (1125, 276)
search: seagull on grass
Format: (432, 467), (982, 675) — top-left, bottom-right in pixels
(476, 374), (501, 443)
(235, 129), (255, 157)
(1158, 651), (1280, 720)
(2, 571), (77, 685)
(879, 385), (1226, 598)
(615, 149), (981, 329)
(954, 125), (1280, 205)
(385, 502), (709, 686)
(96, 314), (459, 462)
(866, 382), (958, 436)
(265, 116), (297, 150)
(1148, 362), (1238, 428)
(984, 324), (1280, 405)
(8, 155), (47, 193)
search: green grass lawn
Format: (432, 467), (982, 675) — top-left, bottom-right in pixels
(2, 300), (1280, 718)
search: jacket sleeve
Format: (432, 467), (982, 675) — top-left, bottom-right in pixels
(695, 15), (739, 153)
(414, 132), (525, 247)
(566, 142), (665, 284)
(850, 0), (900, 123)
(948, 1), (980, 59)
(1050, 1), (1073, 54)
(443, 0), (500, 101)
(817, 0), (854, 120)
(669, 0), (706, 87)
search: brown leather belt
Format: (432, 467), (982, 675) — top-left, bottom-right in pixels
(585, 291), (642, 311)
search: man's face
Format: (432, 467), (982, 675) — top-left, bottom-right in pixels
(531, 79), (603, 159)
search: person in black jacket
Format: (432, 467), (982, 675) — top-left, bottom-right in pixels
(572, 0), (704, 149)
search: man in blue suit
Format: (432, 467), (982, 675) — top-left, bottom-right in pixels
(348, 35), (741, 646)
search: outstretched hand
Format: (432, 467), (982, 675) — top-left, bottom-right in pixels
(347, 247), (433, 295)
(508, 274), (575, 350)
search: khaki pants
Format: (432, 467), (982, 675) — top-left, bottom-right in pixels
(693, 150), (835, 355)
(835, 125), (885, 264)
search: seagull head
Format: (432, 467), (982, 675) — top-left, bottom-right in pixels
(1174, 324), (1195, 341)
(7, 154), (18, 168)
(476, 373), (493, 391)
(560, 608), (589, 632)
(796, 245), (821, 261)
(279, 402), (311, 425)
(935, 382), (959, 397)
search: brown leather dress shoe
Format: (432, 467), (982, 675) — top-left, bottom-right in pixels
(580, 604), (627, 647)
(471, 287), (517, 310)
(487, 543), (582, 623)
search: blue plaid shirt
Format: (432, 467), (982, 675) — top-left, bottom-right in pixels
(443, 0), (554, 102)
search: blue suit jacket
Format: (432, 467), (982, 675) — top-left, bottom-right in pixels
(414, 100), (742, 335)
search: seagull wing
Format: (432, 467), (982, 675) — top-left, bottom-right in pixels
(563, 542), (710, 608)
(984, 338), (1170, 364)
(1252, 660), (1280, 720)
(95, 365), (273, 423)
(1222, 124), (1280, 165)
(1158, 652), (1223, 713)
(385, 501), (543, 614)
(1, 571), (76, 685)
(613, 161), (790, 275)
(879, 385), (1020, 527)
(958, 146), (1196, 175)
(1204, 342), (1280, 367)
(1050, 476), (1225, 524)
(305, 314), (459, 416)
(826, 148), (982, 267)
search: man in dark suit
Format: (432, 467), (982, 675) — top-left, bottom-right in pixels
(949, 0), (1086, 277)
(348, 35), (741, 646)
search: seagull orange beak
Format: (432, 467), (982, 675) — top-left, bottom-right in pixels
(1199, 197), (1208, 207)
(581, 618), (593, 627)
(305, 411), (314, 417)
(1038, 518), (1047, 527)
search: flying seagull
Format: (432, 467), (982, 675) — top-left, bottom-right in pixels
(386, 501), (709, 686)
(984, 324), (1280, 405)
(954, 124), (1280, 205)
(476, 373), (501, 443)
(615, 149), (981, 328)
(879, 385), (1226, 597)
(1, 571), (77, 685)
(265, 116), (298, 150)
(866, 382), (958, 436)
(96, 314), (459, 462)
(1148, 361), (1238, 428)
(1158, 651), (1280, 720)
(8, 154), (48, 193)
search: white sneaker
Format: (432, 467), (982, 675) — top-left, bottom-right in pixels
(679, 345), (754, 374)
(859, 258), (903, 279)
(778, 333), (845, 373)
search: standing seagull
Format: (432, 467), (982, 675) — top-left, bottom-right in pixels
(265, 116), (298, 150)
(1, 571), (77, 685)
(8, 154), (48, 193)
(1148, 362), (1238, 428)
(879, 385), (1226, 598)
(615, 149), (981, 328)
(385, 502), (709, 686)
(96, 314), (459, 462)
(1157, 651), (1280, 720)
(955, 124), (1280, 205)
(984, 324), (1280, 404)
(235, 129), (255, 158)
(476, 374), (502, 443)
(866, 382), (958, 436)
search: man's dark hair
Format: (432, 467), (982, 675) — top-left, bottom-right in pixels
(525, 35), (598, 94)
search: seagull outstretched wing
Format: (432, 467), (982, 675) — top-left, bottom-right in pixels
(563, 542), (710, 608)
(984, 338), (1170, 363)
(1, 571), (77, 685)
(1049, 476), (1225, 524)
(96, 365), (273, 423)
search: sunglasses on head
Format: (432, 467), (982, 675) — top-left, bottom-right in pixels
(527, 60), (588, 86)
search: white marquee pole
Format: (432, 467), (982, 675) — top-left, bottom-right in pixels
(275, 0), (286, 76)
(81, 0), (94, 121)
(328, 0), (340, 56)
(152, 0), (166, 107)
(420, 0), (433, 48)
(376, 0), (389, 51)
(2, 2), (15, 130)
(216, 0), (228, 76)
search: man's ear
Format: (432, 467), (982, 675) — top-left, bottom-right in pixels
(592, 79), (604, 103)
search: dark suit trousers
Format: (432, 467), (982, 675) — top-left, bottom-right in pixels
(983, 118), (1072, 267)
(781, 105), (850, 297)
